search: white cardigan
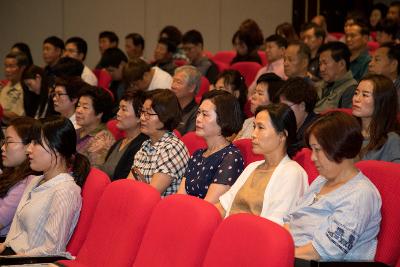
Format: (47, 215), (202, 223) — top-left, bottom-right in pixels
(219, 155), (309, 225)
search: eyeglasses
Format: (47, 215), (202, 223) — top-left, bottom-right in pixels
(51, 92), (68, 98)
(139, 109), (158, 119)
(0, 139), (24, 148)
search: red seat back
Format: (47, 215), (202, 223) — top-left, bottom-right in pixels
(93, 69), (112, 89)
(106, 119), (126, 140)
(212, 50), (236, 65)
(367, 41), (380, 53)
(321, 108), (353, 116)
(213, 60), (230, 73)
(258, 50), (267, 66)
(330, 32), (344, 40)
(195, 76), (210, 104)
(202, 213), (294, 267)
(173, 59), (188, 67)
(230, 61), (263, 87)
(355, 160), (400, 266)
(60, 180), (160, 267)
(292, 148), (319, 184)
(133, 194), (222, 267)
(203, 50), (213, 59)
(66, 168), (111, 256)
(180, 131), (207, 156)
(232, 138), (263, 167)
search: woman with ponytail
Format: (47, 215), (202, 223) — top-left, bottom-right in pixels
(0, 117), (39, 240)
(0, 116), (90, 257)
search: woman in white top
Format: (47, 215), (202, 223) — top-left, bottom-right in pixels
(216, 103), (308, 225)
(0, 116), (91, 257)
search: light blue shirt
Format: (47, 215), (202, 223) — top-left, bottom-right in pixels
(284, 171), (381, 261)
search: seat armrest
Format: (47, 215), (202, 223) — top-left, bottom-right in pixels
(0, 255), (68, 265)
(295, 258), (390, 267)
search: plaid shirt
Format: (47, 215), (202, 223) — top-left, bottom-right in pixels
(133, 131), (189, 196)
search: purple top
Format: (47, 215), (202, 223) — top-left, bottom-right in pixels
(0, 175), (35, 236)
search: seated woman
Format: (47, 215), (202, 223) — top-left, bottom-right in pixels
(235, 73), (284, 140)
(278, 77), (319, 151)
(76, 85), (115, 167)
(212, 70), (248, 120)
(22, 65), (56, 118)
(231, 31), (262, 65)
(352, 74), (400, 162)
(53, 76), (87, 129)
(177, 90), (244, 203)
(102, 89), (149, 180)
(0, 117), (38, 241)
(128, 89), (189, 196)
(216, 103), (308, 224)
(284, 111), (381, 261)
(0, 116), (91, 257)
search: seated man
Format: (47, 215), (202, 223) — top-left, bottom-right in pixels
(171, 65), (201, 135)
(301, 22), (325, 81)
(125, 33), (145, 60)
(376, 19), (397, 45)
(182, 30), (219, 84)
(284, 41), (311, 81)
(99, 47), (128, 103)
(248, 34), (287, 95)
(314, 42), (357, 113)
(368, 42), (400, 105)
(345, 21), (371, 81)
(96, 31), (119, 69)
(42, 36), (64, 80)
(64, 37), (98, 85)
(123, 58), (172, 91)
(152, 37), (177, 76)
(0, 52), (29, 122)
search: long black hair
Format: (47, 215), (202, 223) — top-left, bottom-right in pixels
(33, 116), (90, 187)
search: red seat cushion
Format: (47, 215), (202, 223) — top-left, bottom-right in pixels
(292, 148), (319, 184)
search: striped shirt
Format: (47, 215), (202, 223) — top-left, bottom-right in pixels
(4, 173), (81, 258)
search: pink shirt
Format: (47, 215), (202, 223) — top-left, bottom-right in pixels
(248, 58), (287, 96)
(0, 175), (35, 236)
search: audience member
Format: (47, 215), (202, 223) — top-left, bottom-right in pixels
(231, 29), (263, 65)
(248, 34), (287, 95)
(369, 3), (388, 31)
(128, 89), (190, 196)
(99, 47), (128, 102)
(52, 77), (87, 129)
(345, 21), (371, 81)
(352, 74), (400, 162)
(235, 73), (284, 140)
(64, 37), (98, 85)
(52, 57), (85, 79)
(216, 103), (308, 223)
(42, 36), (64, 79)
(0, 52), (29, 122)
(283, 41), (311, 80)
(387, 1), (400, 24)
(96, 31), (119, 69)
(301, 22), (325, 81)
(125, 33), (145, 60)
(102, 89), (148, 180)
(178, 90), (244, 202)
(152, 37), (177, 75)
(11, 43), (33, 66)
(315, 42), (357, 113)
(284, 111), (381, 261)
(213, 70), (248, 121)
(171, 65), (201, 135)
(275, 22), (299, 42)
(278, 77), (319, 151)
(21, 65), (55, 118)
(182, 30), (219, 84)
(159, 25), (187, 61)
(123, 58), (172, 92)
(76, 86), (115, 167)
(0, 117), (38, 240)
(1, 116), (91, 257)
(375, 19), (397, 45)
(368, 42), (400, 104)
(311, 15), (337, 43)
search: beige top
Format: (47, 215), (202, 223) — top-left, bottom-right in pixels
(0, 82), (25, 116)
(229, 167), (272, 216)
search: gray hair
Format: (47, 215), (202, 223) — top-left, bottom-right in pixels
(174, 65), (202, 94)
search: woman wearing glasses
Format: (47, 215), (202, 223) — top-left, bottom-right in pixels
(0, 117), (38, 241)
(76, 85), (115, 167)
(128, 89), (189, 196)
(52, 76), (87, 129)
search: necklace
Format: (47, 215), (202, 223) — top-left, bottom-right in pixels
(310, 192), (322, 206)
(204, 142), (229, 157)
